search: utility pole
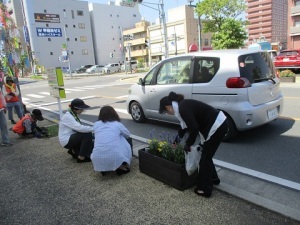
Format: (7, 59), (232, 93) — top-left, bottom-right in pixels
(63, 27), (73, 78)
(127, 43), (132, 73)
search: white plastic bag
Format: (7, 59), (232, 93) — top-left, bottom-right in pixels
(185, 145), (202, 176)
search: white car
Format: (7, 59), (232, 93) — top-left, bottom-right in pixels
(102, 63), (121, 74)
(126, 49), (284, 141)
(86, 65), (104, 74)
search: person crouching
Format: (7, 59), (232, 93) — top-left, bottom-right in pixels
(12, 109), (44, 138)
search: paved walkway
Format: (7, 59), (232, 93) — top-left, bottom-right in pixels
(0, 114), (300, 225)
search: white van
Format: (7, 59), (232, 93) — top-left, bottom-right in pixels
(102, 63), (121, 74)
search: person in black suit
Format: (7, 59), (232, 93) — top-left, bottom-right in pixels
(159, 92), (228, 198)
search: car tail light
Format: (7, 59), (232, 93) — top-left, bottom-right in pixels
(226, 77), (251, 88)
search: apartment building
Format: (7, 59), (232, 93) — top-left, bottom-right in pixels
(122, 20), (149, 65)
(288, 0), (300, 49)
(148, 5), (211, 65)
(246, 0), (288, 47)
(89, 2), (141, 66)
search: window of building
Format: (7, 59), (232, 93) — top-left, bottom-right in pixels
(71, 51), (74, 54)
(48, 38), (51, 41)
(133, 14), (136, 17)
(80, 36), (87, 42)
(296, 0), (300, 6)
(73, 25), (76, 28)
(50, 52), (53, 55)
(82, 49), (88, 55)
(295, 21), (300, 27)
(77, 10), (84, 16)
(67, 38), (70, 41)
(78, 23), (85, 29)
(46, 24), (49, 27)
(44, 9), (47, 13)
(75, 38), (77, 41)
(204, 38), (208, 46)
(65, 24), (68, 28)
(71, 10), (74, 19)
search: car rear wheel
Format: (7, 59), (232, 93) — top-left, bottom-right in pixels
(223, 116), (237, 142)
(130, 102), (146, 123)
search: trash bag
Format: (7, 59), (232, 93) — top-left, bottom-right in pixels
(185, 145), (202, 176)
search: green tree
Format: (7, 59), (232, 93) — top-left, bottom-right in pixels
(212, 18), (247, 49)
(195, 0), (247, 49)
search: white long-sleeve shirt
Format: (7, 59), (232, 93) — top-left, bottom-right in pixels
(58, 111), (93, 147)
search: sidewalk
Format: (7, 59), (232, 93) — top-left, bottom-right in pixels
(1, 116), (300, 224)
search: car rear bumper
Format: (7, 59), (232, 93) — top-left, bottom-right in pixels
(226, 96), (284, 131)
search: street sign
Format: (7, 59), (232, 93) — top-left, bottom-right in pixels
(47, 67), (65, 98)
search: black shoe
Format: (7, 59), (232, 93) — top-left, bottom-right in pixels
(11, 120), (16, 124)
(213, 178), (220, 185)
(194, 188), (211, 198)
(67, 149), (77, 159)
(101, 172), (107, 176)
(77, 157), (91, 163)
(115, 168), (130, 176)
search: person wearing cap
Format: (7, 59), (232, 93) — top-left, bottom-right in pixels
(159, 92), (228, 198)
(58, 98), (94, 163)
(3, 76), (23, 124)
(0, 89), (13, 146)
(12, 109), (45, 138)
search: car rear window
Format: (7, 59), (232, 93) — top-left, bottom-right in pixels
(238, 52), (276, 83)
(279, 51), (299, 56)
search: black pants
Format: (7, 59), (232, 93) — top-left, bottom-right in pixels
(196, 120), (228, 194)
(64, 132), (94, 157)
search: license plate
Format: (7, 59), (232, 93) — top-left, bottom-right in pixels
(283, 58), (289, 61)
(267, 108), (278, 119)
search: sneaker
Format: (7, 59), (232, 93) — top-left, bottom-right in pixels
(1, 143), (13, 147)
(11, 120), (16, 124)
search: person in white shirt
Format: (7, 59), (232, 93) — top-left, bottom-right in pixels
(91, 106), (132, 176)
(58, 98), (93, 163)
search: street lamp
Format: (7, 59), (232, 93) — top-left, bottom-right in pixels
(187, 0), (202, 51)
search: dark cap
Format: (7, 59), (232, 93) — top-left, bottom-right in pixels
(71, 98), (90, 110)
(159, 96), (172, 114)
(32, 109), (44, 121)
(6, 76), (14, 83)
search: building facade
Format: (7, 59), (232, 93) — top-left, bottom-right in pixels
(89, 2), (141, 66)
(288, 0), (300, 49)
(246, 0), (288, 47)
(20, 0), (96, 70)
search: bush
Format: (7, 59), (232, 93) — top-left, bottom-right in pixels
(279, 70), (295, 77)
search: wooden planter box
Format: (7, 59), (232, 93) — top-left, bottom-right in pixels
(280, 76), (296, 83)
(138, 149), (197, 191)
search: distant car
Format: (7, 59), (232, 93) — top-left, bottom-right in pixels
(126, 49), (283, 141)
(274, 49), (300, 71)
(267, 50), (277, 61)
(75, 65), (93, 73)
(86, 65), (104, 74)
(102, 63), (121, 74)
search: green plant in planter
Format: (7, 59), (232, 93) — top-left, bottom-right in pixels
(148, 129), (185, 165)
(279, 70), (295, 77)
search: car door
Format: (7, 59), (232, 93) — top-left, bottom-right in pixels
(147, 56), (193, 123)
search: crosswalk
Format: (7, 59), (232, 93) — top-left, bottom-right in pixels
(22, 84), (129, 105)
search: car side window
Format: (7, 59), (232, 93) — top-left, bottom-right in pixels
(193, 57), (219, 83)
(156, 59), (191, 85)
(144, 67), (156, 85)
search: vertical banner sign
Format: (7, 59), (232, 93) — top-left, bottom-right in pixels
(47, 67), (66, 98)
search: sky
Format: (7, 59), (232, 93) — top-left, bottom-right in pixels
(83, 0), (193, 23)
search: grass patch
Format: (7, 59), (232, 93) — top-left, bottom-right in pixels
(30, 75), (45, 80)
(45, 124), (59, 137)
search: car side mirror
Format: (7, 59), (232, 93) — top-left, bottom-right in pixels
(138, 78), (145, 85)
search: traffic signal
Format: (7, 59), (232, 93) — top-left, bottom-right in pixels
(110, 53), (113, 58)
(145, 39), (150, 48)
(133, 0), (143, 2)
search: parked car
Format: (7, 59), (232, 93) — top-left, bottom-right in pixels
(102, 63), (121, 74)
(273, 49), (300, 71)
(74, 65), (93, 73)
(121, 60), (138, 72)
(126, 49), (283, 141)
(86, 65), (105, 74)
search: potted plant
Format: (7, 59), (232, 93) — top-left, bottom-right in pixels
(279, 70), (296, 82)
(138, 130), (197, 191)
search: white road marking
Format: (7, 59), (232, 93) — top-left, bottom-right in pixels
(26, 94), (45, 98)
(64, 88), (85, 92)
(116, 95), (128, 99)
(39, 92), (50, 95)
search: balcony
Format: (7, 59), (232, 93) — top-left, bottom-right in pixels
(290, 26), (300, 36)
(291, 5), (300, 16)
(130, 49), (148, 57)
